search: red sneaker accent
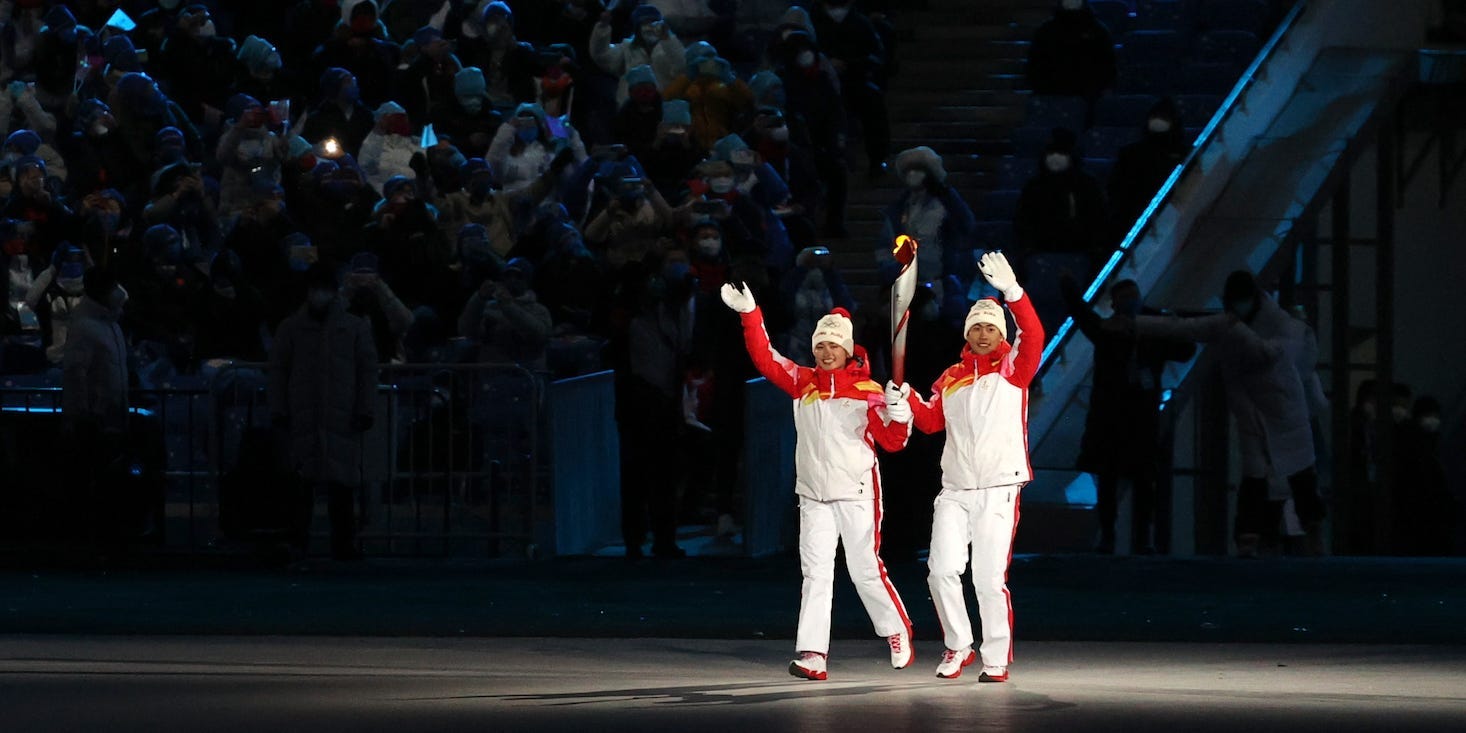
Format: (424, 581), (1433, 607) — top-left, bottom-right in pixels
(789, 661), (827, 681)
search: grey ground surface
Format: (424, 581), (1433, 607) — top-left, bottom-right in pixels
(4, 555), (1465, 731)
(4, 637), (1464, 732)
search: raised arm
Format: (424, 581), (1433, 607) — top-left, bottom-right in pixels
(979, 251), (1044, 387)
(720, 282), (801, 397)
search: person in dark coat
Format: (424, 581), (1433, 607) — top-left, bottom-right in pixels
(1108, 98), (1188, 244)
(311, 0), (401, 108)
(1025, 0), (1117, 105)
(1014, 127), (1109, 333)
(809, 0), (891, 175)
(269, 262), (378, 560)
(153, 4), (239, 124)
(1061, 275), (1195, 553)
(303, 68), (377, 160)
(1395, 397), (1456, 556)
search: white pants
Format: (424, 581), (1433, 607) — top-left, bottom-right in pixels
(795, 494), (912, 654)
(927, 486), (1022, 667)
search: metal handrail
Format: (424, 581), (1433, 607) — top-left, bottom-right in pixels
(1037, 0), (1310, 373)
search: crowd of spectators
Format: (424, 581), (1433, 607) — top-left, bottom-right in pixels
(0, 0), (901, 389)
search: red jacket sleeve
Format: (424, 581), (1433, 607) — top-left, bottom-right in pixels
(910, 372), (949, 435)
(739, 306), (804, 398)
(866, 402), (910, 452)
(1005, 290), (1045, 388)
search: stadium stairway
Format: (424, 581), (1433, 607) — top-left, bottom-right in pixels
(823, 0), (1058, 309)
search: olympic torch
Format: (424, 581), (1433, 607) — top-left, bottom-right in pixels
(890, 234), (920, 386)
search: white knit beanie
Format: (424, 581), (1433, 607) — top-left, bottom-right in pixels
(810, 307), (855, 357)
(964, 298), (1007, 340)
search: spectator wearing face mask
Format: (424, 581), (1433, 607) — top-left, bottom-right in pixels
(680, 158), (766, 267)
(269, 261), (378, 560)
(109, 73), (204, 186)
(123, 223), (203, 371)
(396, 25), (463, 125)
(749, 106), (822, 250)
(3, 155), (76, 269)
(1025, 0), (1116, 108)
(293, 157), (380, 267)
(585, 165), (676, 269)
(143, 158), (222, 256)
(1014, 127), (1108, 333)
(590, 4), (687, 105)
(74, 188), (130, 268)
(775, 30), (846, 239)
(234, 35), (293, 113)
(810, 0), (891, 177)
(23, 242), (89, 365)
(710, 133), (795, 272)
(312, 0), (400, 108)
(61, 100), (135, 203)
(456, 2), (541, 112)
(664, 42), (754, 153)
(615, 65), (666, 158)
(0, 0), (47, 87)
(876, 146), (977, 326)
(364, 175), (453, 315)
(155, 4), (240, 125)
(435, 66), (504, 160)
(1109, 98), (1188, 244)
(533, 221), (603, 334)
(303, 68), (376, 160)
(358, 101), (420, 193)
(62, 265), (132, 463)
(457, 256), (553, 369)
(216, 94), (290, 224)
(487, 102), (587, 195)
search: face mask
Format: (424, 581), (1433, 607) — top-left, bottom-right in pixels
(1420, 416), (1441, 433)
(663, 261), (690, 283)
(516, 125), (539, 143)
(460, 97), (483, 115)
(827, 7), (851, 22)
(695, 237), (722, 257)
(307, 288), (336, 310)
(796, 50), (815, 68)
(91, 122), (111, 137)
(769, 125), (789, 142)
(708, 176), (734, 194)
(904, 170), (927, 189)
(350, 16), (376, 34)
(1392, 406), (1410, 422)
(1148, 117), (1173, 133)
(640, 30), (659, 46)
(919, 300), (939, 322)
(214, 284), (237, 299)
(197, 20), (217, 38)
(699, 60), (721, 78)
(1061, 0), (1084, 10)
(484, 25), (503, 41)
(386, 117), (411, 136)
(1044, 153), (1071, 172)
(58, 277), (84, 294)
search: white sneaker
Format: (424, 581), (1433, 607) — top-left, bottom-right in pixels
(887, 630), (913, 669)
(934, 647), (975, 679)
(978, 665), (1009, 683)
(789, 651), (827, 680)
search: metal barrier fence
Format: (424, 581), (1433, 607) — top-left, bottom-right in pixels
(1, 363), (549, 557)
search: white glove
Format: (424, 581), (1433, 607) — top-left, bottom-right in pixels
(884, 380), (912, 424)
(720, 281), (756, 314)
(978, 251), (1021, 300)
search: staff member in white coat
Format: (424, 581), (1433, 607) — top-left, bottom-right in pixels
(1134, 270), (1326, 556)
(890, 251), (1042, 683)
(722, 283), (914, 681)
